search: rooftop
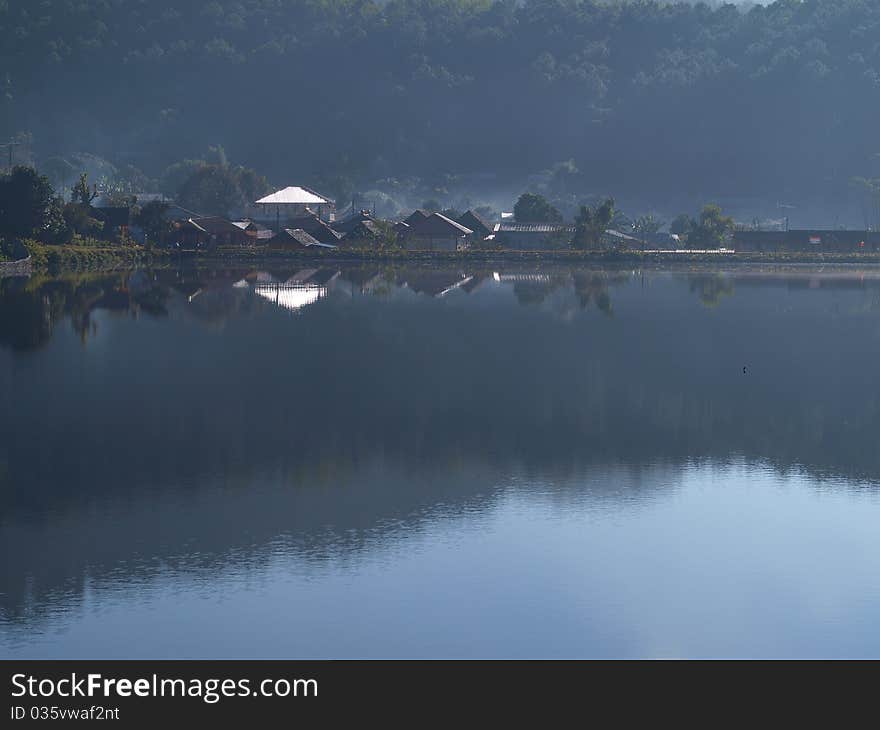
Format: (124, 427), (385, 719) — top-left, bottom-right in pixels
(255, 186), (334, 206)
(407, 212), (473, 237)
(494, 222), (574, 233)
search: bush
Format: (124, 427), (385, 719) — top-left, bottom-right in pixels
(21, 239), (49, 269)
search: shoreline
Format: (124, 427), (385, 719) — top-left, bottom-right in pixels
(24, 240), (880, 274)
(200, 247), (880, 267)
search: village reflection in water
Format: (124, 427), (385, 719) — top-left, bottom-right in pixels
(6, 263), (880, 351)
(5, 264), (880, 657)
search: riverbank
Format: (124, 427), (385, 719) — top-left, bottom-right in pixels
(22, 240), (880, 274)
(0, 255), (32, 278)
(22, 240), (170, 274)
(202, 246), (880, 265)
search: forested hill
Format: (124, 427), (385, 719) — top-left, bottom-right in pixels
(3, 0), (880, 211)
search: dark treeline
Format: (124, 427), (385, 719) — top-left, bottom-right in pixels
(3, 0), (880, 218)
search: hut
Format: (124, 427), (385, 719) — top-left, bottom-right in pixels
(402, 212), (473, 251)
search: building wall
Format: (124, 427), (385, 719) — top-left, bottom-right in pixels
(254, 203), (336, 225)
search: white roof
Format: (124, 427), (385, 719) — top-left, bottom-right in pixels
(255, 186), (333, 205)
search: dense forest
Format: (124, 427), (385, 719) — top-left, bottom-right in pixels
(3, 0), (880, 222)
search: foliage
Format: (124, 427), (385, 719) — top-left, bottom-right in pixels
(21, 239), (163, 274)
(70, 173), (98, 207)
(175, 162), (269, 217)
(514, 193), (562, 223)
(670, 214), (696, 240)
(631, 215), (663, 242)
(5, 0), (880, 208)
(20, 239), (48, 269)
(356, 219), (402, 250)
(134, 201), (172, 246)
(687, 204), (735, 249)
(62, 203), (104, 241)
(0, 166), (56, 239)
(573, 197), (615, 249)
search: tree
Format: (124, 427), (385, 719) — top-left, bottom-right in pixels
(44, 196), (74, 244)
(63, 172), (104, 238)
(161, 159), (207, 198)
(632, 214), (663, 243)
(0, 166), (56, 239)
(134, 201), (172, 247)
(670, 213), (695, 237)
(175, 162), (269, 217)
(176, 165), (244, 217)
(689, 204), (735, 249)
(572, 197), (615, 249)
(514, 193), (562, 223)
(670, 214), (696, 246)
(62, 201), (104, 238)
(70, 173), (98, 207)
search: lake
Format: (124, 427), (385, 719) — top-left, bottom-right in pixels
(2, 263), (880, 658)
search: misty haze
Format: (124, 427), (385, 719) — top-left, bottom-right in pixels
(3, 0), (880, 662)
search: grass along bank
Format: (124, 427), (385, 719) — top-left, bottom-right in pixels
(20, 240), (880, 275)
(199, 246), (880, 267)
(22, 240), (170, 274)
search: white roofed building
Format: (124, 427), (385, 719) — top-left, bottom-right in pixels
(254, 186), (336, 227)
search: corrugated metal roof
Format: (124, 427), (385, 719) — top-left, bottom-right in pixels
(255, 186), (333, 205)
(496, 223), (574, 233)
(283, 228), (320, 246)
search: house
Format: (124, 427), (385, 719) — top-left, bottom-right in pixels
(132, 194), (192, 221)
(492, 222), (574, 250)
(402, 212), (473, 251)
(343, 219), (385, 246)
(255, 186), (336, 224)
(332, 209), (377, 236)
(403, 209), (430, 227)
(172, 217), (249, 249)
(456, 210), (492, 239)
(332, 210), (386, 246)
(283, 211), (344, 244)
(269, 228), (338, 251)
(232, 219), (274, 244)
(601, 228), (643, 249)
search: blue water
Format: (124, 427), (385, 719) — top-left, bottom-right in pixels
(2, 265), (880, 658)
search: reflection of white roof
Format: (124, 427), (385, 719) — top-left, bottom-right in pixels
(254, 283), (325, 311)
(255, 186), (333, 205)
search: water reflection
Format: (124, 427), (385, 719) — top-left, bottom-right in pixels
(3, 264), (880, 656)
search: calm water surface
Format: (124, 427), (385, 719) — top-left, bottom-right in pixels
(2, 264), (880, 658)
